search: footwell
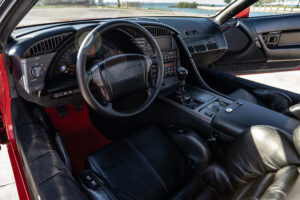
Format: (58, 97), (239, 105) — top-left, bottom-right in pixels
(45, 102), (111, 176)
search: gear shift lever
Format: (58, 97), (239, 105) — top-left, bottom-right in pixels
(177, 67), (188, 83)
(176, 67), (191, 104)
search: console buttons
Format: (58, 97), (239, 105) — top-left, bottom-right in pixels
(164, 62), (177, 78)
(211, 105), (220, 112)
(225, 108), (233, 113)
(204, 109), (214, 117)
(162, 50), (177, 62)
(219, 101), (229, 107)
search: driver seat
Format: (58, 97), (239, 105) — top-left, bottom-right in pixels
(80, 126), (232, 200)
(80, 125), (300, 200)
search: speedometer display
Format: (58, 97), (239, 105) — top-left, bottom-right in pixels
(53, 38), (123, 77)
(56, 45), (77, 76)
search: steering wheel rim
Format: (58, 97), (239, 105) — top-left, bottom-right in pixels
(77, 20), (164, 117)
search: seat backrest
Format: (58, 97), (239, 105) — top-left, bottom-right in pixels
(86, 126), (195, 200)
(226, 125), (300, 186)
(226, 125), (300, 199)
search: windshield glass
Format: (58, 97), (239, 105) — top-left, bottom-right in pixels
(18, 0), (232, 27)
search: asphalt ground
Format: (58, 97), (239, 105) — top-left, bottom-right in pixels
(0, 145), (19, 200)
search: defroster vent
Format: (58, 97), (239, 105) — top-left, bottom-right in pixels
(24, 32), (72, 57)
(126, 26), (172, 38)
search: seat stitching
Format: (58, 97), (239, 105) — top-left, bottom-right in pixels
(125, 139), (170, 196)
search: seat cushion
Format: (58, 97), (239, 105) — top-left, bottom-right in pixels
(86, 126), (192, 200)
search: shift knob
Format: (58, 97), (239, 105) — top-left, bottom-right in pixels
(177, 67), (188, 82)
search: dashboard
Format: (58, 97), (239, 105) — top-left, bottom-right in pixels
(7, 17), (227, 107)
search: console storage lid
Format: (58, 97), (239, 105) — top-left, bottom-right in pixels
(212, 100), (300, 137)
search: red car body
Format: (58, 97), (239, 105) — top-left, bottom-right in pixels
(0, 55), (31, 199)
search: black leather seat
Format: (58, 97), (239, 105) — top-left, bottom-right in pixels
(83, 126), (231, 200)
(82, 125), (300, 200)
(227, 125), (300, 199)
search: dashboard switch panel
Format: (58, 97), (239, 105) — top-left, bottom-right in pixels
(12, 53), (56, 93)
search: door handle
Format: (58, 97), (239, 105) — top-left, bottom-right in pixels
(262, 32), (281, 48)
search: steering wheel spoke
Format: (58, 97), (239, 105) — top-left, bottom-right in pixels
(150, 55), (161, 66)
(89, 64), (104, 87)
(86, 71), (93, 84)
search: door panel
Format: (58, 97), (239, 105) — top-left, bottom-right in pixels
(213, 14), (300, 74)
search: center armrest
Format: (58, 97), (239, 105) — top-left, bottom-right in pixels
(212, 100), (300, 137)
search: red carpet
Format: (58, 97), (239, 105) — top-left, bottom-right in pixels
(45, 103), (111, 176)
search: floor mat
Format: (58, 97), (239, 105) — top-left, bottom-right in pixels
(45, 103), (111, 176)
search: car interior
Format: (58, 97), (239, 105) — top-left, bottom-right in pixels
(4, 0), (300, 199)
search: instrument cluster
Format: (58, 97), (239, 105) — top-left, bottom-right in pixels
(50, 34), (123, 78)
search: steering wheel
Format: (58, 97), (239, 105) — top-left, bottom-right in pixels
(77, 20), (164, 117)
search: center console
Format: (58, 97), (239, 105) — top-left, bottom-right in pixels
(162, 84), (233, 124)
(161, 68), (300, 137)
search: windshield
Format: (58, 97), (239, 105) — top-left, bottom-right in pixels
(18, 0), (231, 27)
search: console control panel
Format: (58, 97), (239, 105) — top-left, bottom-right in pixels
(133, 37), (179, 79)
(162, 50), (177, 78)
(164, 61), (177, 77)
(199, 100), (230, 118)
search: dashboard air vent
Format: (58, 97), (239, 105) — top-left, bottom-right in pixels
(126, 26), (172, 38)
(24, 32), (72, 57)
(145, 26), (172, 36)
